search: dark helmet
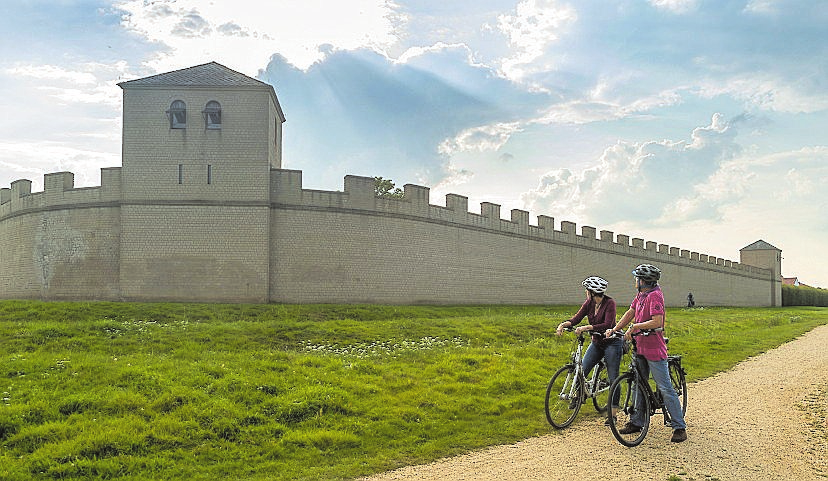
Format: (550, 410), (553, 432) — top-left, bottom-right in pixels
(632, 264), (661, 282)
(582, 276), (608, 294)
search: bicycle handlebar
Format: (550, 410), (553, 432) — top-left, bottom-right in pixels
(561, 327), (625, 338)
(631, 328), (664, 337)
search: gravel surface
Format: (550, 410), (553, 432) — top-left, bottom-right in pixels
(361, 324), (828, 481)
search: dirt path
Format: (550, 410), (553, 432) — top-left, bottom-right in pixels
(361, 324), (828, 481)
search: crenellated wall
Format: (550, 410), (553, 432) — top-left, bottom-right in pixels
(0, 167), (778, 306)
(0, 171), (122, 300)
(268, 170), (776, 306)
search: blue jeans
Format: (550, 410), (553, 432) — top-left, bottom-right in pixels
(630, 356), (686, 430)
(583, 337), (624, 404)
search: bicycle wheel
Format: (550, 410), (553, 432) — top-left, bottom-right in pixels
(607, 372), (650, 447)
(591, 361), (610, 414)
(669, 359), (688, 415)
(545, 364), (584, 429)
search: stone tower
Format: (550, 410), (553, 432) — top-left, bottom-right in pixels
(740, 240), (782, 306)
(115, 62), (285, 302)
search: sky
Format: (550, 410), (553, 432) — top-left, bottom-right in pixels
(1, 0), (827, 288)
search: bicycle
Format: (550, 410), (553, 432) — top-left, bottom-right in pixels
(545, 328), (624, 429)
(606, 329), (688, 447)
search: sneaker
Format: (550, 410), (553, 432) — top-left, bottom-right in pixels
(618, 423), (642, 434)
(671, 428), (687, 443)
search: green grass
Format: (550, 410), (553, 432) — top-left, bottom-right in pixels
(0, 301), (825, 480)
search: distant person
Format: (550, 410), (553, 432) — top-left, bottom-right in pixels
(556, 276), (622, 424)
(606, 264), (687, 443)
(687, 292), (695, 308)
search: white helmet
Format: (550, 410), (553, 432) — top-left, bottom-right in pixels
(632, 264), (661, 282)
(582, 276), (609, 294)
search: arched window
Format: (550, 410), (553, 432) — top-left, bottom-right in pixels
(204, 100), (221, 129)
(167, 100), (186, 129)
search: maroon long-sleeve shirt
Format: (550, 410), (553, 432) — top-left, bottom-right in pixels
(567, 296), (617, 343)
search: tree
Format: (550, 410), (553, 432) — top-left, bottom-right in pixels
(374, 176), (404, 198)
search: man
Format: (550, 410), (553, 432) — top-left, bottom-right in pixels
(606, 264), (687, 443)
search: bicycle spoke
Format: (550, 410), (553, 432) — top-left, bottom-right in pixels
(545, 365), (583, 429)
(669, 359), (688, 415)
(608, 373), (650, 447)
(591, 362), (610, 413)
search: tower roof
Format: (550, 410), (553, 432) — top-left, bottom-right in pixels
(118, 62), (268, 88)
(118, 62), (285, 122)
(740, 240), (780, 251)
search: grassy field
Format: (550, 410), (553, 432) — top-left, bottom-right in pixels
(0, 300), (826, 480)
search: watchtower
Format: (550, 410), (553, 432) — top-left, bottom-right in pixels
(740, 240), (782, 306)
(118, 62), (285, 202)
(114, 62), (285, 302)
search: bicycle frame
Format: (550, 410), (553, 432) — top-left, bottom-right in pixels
(545, 328), (620, 429)
(607, 328), (688, 447)
(627, 353), (670, 423)
(627, 331), (686, 419)
(561, 331), (607, 399)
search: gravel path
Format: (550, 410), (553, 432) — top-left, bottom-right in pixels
(361, 324), (828, 481)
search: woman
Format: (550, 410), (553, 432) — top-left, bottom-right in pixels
(605, 263), (687, 443)
(556, 276), (622, 422)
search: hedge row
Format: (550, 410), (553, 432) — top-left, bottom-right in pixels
(782, 284), (828, 306)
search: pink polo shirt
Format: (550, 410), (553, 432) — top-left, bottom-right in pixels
(630, 286), (667, 361)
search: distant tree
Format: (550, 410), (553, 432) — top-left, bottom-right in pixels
(374, 176), (404, 198)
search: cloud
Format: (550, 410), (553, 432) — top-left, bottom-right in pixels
(5, 65), (97, 85)
(216, 22), (249, 37)
(696, 74), (828, 114)
(648, 0), (698, 14)
(4, 61), (129, 108)
(496, 0), (577, 80)
(439, 122), (523, 155)
(520, 113), (741, 226)
(0, 141), (119, 190)
(742, 0), (777, 14)
(115, 0), (400, 73)
(0, 59), (128, 190)
(171, 11), (212, 38)
(431, 161), (475, 197)
(513, 118), (828, 288)
(262, 46), (545, 189)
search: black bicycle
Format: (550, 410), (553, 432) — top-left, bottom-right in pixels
(606, 329), (688, 446)
(545, 328), (624, 429)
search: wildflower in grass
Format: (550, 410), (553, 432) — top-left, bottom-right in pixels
(302, 336), (470, 358)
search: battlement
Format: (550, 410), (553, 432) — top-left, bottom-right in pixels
(0, 167), (772, 282)
(270, 169), (771, 279)
(0, 169), (122, 220)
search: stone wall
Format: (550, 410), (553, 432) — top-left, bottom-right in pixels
(119, 204), (270, 303)
(0, 168), (778, 306)
(0, 172), (121, 300)
(268, 170), (776, 307)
